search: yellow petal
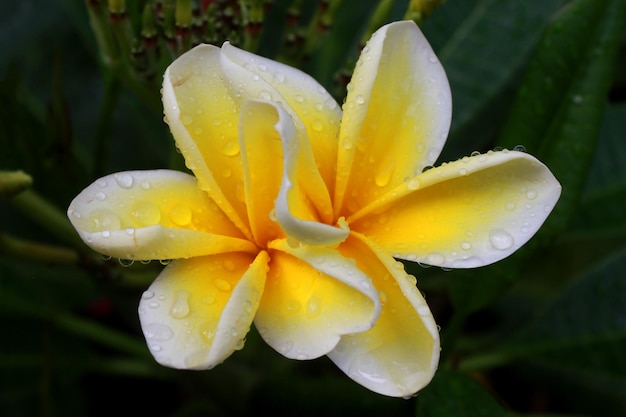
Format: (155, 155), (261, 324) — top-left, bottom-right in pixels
(67, 170), (257, 260)
(334, 20), (451, 218)
(238, 100), (285, 246)
(328, 233), (440, 397)
(351, 151), (562, 268)
(220, 42), (341, 199)
(254, 239), (381, 360)
(139, 251), (268, 369)
(163, 44), (252, 241)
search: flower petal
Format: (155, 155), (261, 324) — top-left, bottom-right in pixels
(334, 20), (451, 218)
(67, 170), (256, 260)
(139, 251), (268, 369)
(254, 238), (381, 360)
(220, 41), (341, 199)
(328, 233), (440, 397)
(163, 44), (252, 240)
(238, 99), (285, 246)
(351, 151), (562, 268)
(267, 100), (349, 246)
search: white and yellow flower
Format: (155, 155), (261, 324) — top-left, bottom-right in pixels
(67, 21), (560, 397)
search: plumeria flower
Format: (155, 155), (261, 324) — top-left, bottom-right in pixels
(67, 21), (561, 397)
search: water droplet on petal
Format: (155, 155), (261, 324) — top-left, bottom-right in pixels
(375, 161), (395, 187)
(306, 296), (321, 318)
(355, 95), (365, 105)
(132, 201), (161, 226)
(214, 278), (232, 292)
(311, 120), (323, 132)
(114, 173), (134, 188)
(222, 140), (240, 156)
(169, 290), (190, 319)
(526, 190), (537, 200)
(407, 178), (420, 190)
(143, 323), (174, 341)
(489, 229), (514, 250)
(278, 340), (294, 354)
(169, 204), (192, 226)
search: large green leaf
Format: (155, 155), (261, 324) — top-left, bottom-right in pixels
(497, 0), (626, 237)
(445, 0), (626, 315)
(421, 0), (566, 160)
(460, 249), (626, 416)
(416, 370), (508, 417)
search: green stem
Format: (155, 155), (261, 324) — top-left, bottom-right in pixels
(457, 350), (516, 372)
(2, 291), (149, 359)
(10, 190), (85, 249)
(0, 233), (79, 264)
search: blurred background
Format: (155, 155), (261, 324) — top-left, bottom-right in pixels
(1, 0), (625, 416)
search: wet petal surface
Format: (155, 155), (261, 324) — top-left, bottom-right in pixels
(254, 239), (381, 360)
(334, 20), (451, 218)
(351, 151), (561, 268)
(163, 44), (252, 240)
(67, 170), (256, 260)
(139, 251), (268, 369)
(328, 233), (440, 397)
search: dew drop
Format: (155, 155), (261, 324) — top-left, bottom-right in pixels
(169, 290), (191, 319)
(141, 290), (154, 300)
(286, 299), (301, 313)
(294, 94), (304, 103)
(489, 229), (514, 250)
(375, 161), (395, 187)
(311, 120), (323, 132)
(355, 95), (365, 105)
(526, 190), (537, 200)
(278, 340), (294, 354)
(114, 173), (134, 188)
(258, 90), (271, 100)
(426, 252), (445, 266)
(214, 278), (232, 292)
(460, 241), (472, 250)
(95, 191), (106, 201)
(407, 178), (420, 190)
(223, 259), (236, 272)
(143, 323), (174, 341)
(306, 296), (321, 318)
(181, 114), (193, 125)
(96, 179), (107, 188)
(169, 204), (192, 226)
(222, 140), (240, 156)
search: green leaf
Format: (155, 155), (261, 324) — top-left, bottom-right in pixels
(416, 370), (507, 417)
(497, 0), (626, 238)
(445, 0), (626, 315)
(460, 250), (626, 414)
(421, 0), (566, 160)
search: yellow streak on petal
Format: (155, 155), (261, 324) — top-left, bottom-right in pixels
(138, 251), (267, 370)
(351, 151), (561, 268)
(335, 21), (451, 218)
(163, 44), (252, 240)
(328, 233), (440, 397)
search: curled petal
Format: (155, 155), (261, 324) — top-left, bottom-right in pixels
(254, 239), (381, 360)
(67, 170), (256, 260)
(335, 21), (451, 218)
(351, 151), (562, 268)
(139, 251), (268, 369)
(220, 41), (341, 196)
(163, 44), (252, 240)
(328, 233), (440, 397)
(270, 100), (349, 246)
